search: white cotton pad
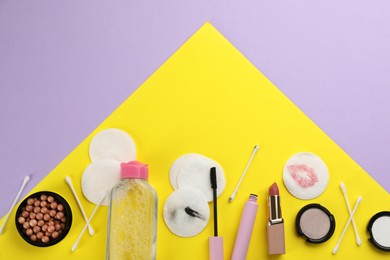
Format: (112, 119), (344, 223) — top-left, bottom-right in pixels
(82, 159), (121, 206)
(169, 153), (208, 190)
(89, 128), (136, 162)
(283, 152), (329, 200)
(163, 187), (210, 237)
(175, 155), (225, 202)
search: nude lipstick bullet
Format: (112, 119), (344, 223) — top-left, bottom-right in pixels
(267, 182), (286, 255)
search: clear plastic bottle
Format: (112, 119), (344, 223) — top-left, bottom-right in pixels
(107, 161), (158, 260)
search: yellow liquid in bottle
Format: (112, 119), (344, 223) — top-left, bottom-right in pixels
(108, 179), (157, 260)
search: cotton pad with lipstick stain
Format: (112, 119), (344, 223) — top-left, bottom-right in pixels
(172, 154), (225, 202)
(283, 152), (329, 200)
(163, 187), (210, 237)
(89, 128), (136, 162)
(81, 159), (121, 206)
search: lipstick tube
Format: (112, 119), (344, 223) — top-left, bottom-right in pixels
(231, 194), (258, 260)
(267, 182), (285, 255)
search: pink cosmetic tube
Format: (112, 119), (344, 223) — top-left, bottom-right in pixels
(231, 194), (258, 260)
(209, 236), (224, 260)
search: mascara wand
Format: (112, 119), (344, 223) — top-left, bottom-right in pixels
(211, 167), (218, 236)
(209, 167), (224, 260)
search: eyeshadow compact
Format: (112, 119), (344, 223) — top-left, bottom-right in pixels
(296, 203), (335, 243)
(367, 211), (390, 252)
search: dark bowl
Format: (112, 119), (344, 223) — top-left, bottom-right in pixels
(15, 191), (72, 247)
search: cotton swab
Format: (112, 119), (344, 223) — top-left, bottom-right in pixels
(332, 196), (362, 254)
(72, 192), (107, 252)
(340, 182), (361, 245)
(229, 145), (259, 203)
(0, 176), (30, 235)
(65, 176), (94, 236)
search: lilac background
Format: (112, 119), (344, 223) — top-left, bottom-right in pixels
(1, 0), (389, 217)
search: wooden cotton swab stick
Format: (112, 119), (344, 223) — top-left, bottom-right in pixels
(65, 176), (94, 236)
(340, 182), (361, 245)
(332, 196), (362, 254)
(0, 176), (30, 235)
(72, 192), (107, 252)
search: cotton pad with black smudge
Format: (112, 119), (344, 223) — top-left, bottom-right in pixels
(163, 187), (210, 237)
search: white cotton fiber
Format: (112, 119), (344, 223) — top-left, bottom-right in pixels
(163, 187), (210, 237)
(82, 159), (121, 206)
(283, 152), (329, 200)
(171, 154), (225, 202)
(169, 153), (208, 190)
(89, 128), (136, 162)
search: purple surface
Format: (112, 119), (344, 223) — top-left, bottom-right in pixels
(1, 1), (389, 217)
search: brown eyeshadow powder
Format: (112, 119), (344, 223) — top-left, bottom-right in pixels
(300, 208), (330, 240)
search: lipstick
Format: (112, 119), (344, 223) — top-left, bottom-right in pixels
(267, 182), (285, 254)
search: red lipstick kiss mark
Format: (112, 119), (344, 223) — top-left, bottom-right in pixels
(287, 164), (318, 188)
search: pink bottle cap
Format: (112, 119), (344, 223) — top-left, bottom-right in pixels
(120, 161), (148, 179)
(209, 236), (224, 260)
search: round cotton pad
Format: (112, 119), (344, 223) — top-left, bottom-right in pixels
(283, 152), (329, 200)
(176, 155), (225, 202)
(169, 153), (208, 190)
(89, 128), (136, 162)
(82, 159), (121, 206)
(163, 187), (210, 237)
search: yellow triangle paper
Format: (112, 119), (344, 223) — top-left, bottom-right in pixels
(1, 22), (389, 259)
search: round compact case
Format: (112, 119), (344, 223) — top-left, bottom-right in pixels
(296, 203), (336, 243)
(367, 211), (390, 252)
(15, 191), (72, 247)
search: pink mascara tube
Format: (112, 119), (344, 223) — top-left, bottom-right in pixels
(231, 194), (258, 260)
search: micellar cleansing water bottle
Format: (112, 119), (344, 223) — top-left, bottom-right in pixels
(107, 161), (158, 260)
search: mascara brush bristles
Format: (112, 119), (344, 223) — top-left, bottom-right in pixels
(210, 167), (218, 237)
(210, 167), (217, 189)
